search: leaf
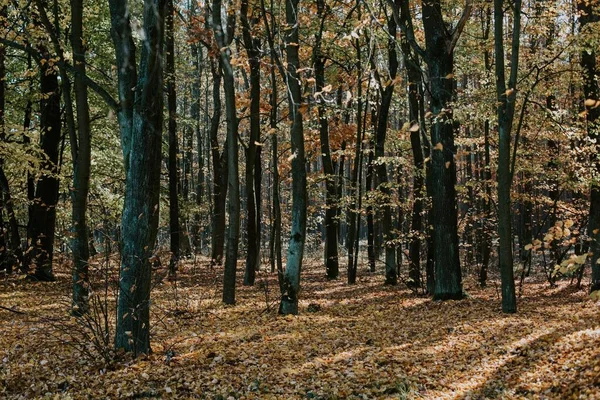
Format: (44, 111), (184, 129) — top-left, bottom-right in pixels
(409, 123), (420, 132)
(434, 143), (444, 151)
(584, 98), (597, 107)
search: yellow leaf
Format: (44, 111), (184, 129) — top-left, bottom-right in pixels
(524, 244), (533, 251)
(434, 143), (444, 151)
(584, 98), (597, 107)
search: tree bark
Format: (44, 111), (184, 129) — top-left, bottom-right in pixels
(279, 0), (307, 314)
(110, 0), (166, 355)
(212, 0), (240, 305)
(70, 0), (92, 314)
(241, 0), (262, 286)
(420, 0), (467, 300)
(494, 0), (520, 313)
(166, 0), (180, 276)
(27, 46), (61, 282)
(314, 0), (339, 280)
(578, 0), (600, 292)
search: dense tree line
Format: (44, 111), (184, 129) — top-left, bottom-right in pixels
(0, 0), (598, 355)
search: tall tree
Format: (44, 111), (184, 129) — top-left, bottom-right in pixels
(212, 0), (240, 305)
(372, 6), (399, 285)
(279, 0), (307, 314)
(494, 0), (521, 313)
(166, 0), (180, 276)
(241, 0), (262, 286)
(314, 0), (339, 280)
(69, 0), (92, 314)
(395, 0), (472, 299)
(109, 0), (166, 355)
(578, 0), (600, 292)
(26, 44), (61, 282)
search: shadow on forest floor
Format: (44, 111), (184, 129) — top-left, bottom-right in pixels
(0, 256), (599, 399)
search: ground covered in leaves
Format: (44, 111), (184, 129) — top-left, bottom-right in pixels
(1, 257), (600, 399)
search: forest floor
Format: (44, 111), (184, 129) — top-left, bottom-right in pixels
(1, 255), (600, 399)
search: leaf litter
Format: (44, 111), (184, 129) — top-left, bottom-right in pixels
(1, 258), (599, 399)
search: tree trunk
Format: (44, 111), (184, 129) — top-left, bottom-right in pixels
(70, 0), (92, 314)
(241, 0), (261, 286)
(209, 60), (228, 266)
(374, 14), (398, 284)
(494, 0), (520, 313)
(346, 11), (363, 284)
(191, 42), (205, 250)
(110, 0), (166, 355)
(480, 120), (492, 286)
(279, 0), (306, 315)
(421, 0), (465, 300)
(166, 0), (180, 276)
(403, 33), (424, 289)
(28, 47), (61, 282)
(578, 0), (600, 292)
(213, 0), (240, 305)
(314, 0), (339, 280)
(269, 60), (283, 278)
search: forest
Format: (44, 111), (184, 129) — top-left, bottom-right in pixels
(0, 0), (599, 398)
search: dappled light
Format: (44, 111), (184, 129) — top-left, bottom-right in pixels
(2, 259), (599, 398)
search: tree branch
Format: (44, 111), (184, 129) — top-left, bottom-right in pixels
(449, 0), (473, 53)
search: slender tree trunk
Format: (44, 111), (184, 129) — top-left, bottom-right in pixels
(191, 42), (204, 250)
(212, 0), (240, 305)
(314, 0), (339, 279)
(269, 61), (283, 278)
(480, 120), (492, 286)
(494, 0), (520, 313)
(209, 60), (228, 266)
(366, 139), (376, 272)
(279, 0), (307, 315)
(347, 10), (363, 284)
(166, 0), (180, 276)
(241, 0), (261, 285)
(403, 34), (424, 289)
(70, 0), (92, 314)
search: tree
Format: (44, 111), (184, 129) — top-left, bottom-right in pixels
(26, 43), (61, 282)
(109, 0), (166, 355)
(212, 0), (240, 305)
(69, 0), (92, 314)
(241, 0), (262, 286)
(166, 0), (180, 277)
(279, 0), (307, 314)
(314, 0), (339, 280)
(372, 5), (399, 286)
(494, 0), (521, 313)
(578, 0), (600, 292)
(395, 0), (472, 299)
